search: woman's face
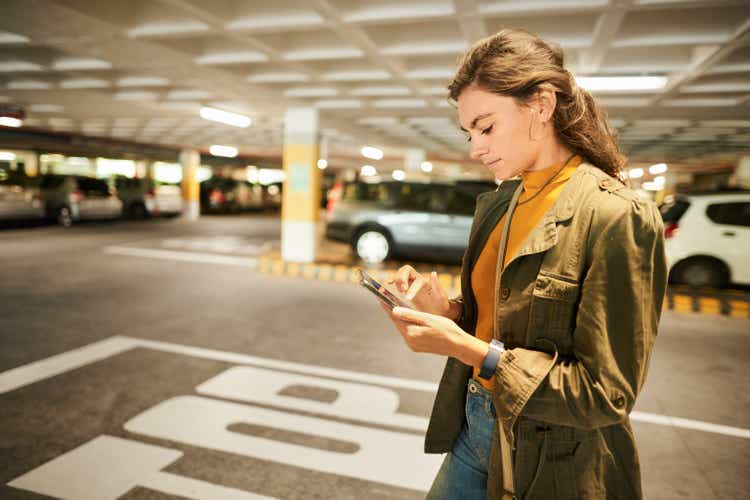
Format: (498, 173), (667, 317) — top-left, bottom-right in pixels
(457, 85), (540, 180)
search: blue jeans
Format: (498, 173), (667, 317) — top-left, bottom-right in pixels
(427, 379), (496, 500)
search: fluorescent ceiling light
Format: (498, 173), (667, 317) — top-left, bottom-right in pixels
(649, 163), (668, 175)
(0, 117), (23, 127)
(195, 51), (268, 65)
(285, 87), (338, 98)
(0, 31), (30, 44)
(283, 47), (363, 61)
(350, 86), (410, 96)
(0, 61), (42, 72)
(247, 72), (310, 83)
(420, 161), (433, 173)
(392, 169), (406, 181)
(209, 145), (238, 158)
(314, 99), (362, 109)
(128, 21), (209, 38)
(321, 70), (391, 81)
(575, 76), (667, 92)
(52, 58), (111, 71)
(5, 80), (52, 90)
(317, 159), (328, 169)
(117, 76), (170, 87)
(168, 89), (213, 100)
(653, 175), (666, 184)
(360, 165), (377, 177)
(361, 146), (383, 160)
(30, 104), (64, 113)
(60, 79), (109, 89)
(200, 107), (251, 128)
(373, 99), (428, 108)
(227, 13), (323, 31)
(628, 168), (644, 179)
(115, 91), (158, 101)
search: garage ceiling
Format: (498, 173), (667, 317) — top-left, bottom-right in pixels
(0, 0), (749, 172)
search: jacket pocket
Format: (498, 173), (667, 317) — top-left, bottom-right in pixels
(527, 273), (581, 354)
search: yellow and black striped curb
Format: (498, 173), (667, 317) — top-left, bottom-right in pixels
(258, 255), (750, 319)
(258, 255), (462, 295)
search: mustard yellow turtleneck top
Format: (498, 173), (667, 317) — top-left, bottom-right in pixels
(471, 155), (582, 390)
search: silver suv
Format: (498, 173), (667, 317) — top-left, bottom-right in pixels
(325, 180), (496, 263)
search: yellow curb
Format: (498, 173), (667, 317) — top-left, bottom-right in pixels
(729, 300), (749, 318)
(302, 265), (317, 280)
(318, 264), (333, 281)
(259, 254), (749, 318)
(698, 297), (721, 315)
(287, 262), (300, 278)
(672, 295), (693, 313)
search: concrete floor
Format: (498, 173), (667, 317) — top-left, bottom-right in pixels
(1, 214), (748, 499)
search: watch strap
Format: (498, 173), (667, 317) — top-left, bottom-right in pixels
(478, 339), (504, 380)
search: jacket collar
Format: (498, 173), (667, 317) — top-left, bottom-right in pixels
(510, 163), (598, 263)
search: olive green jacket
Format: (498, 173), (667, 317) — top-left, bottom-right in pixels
(425, 163), (668, 500)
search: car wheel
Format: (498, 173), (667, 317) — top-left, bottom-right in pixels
(354, 228), (392, 263)
(675, 258), (729, 289)
(57, 206), (73, 227)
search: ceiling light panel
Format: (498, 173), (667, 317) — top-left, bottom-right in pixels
(284, 87), (339, 97)
(116, 76), (171, 87)
(0, 61), (43, 72)
(167, 89), (213, 100)
(341, 1), (454, 24)
(350, 86), (411, 96)
(128, 20), (210, 38)
(227, 10), (325, 32)
(0, 31), (30, 44)
(52, 58), (111, 71)
(247, 72), (310, 83)
(195, 51), (269, 65)
(60, 78), (109, 89)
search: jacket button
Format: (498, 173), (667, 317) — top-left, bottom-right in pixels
(500, 288), (511, 301)
(613, 395), (626, 409)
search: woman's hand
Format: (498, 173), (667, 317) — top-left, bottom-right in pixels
(380, 304), (488, 367)
(388, 265), (456, 319)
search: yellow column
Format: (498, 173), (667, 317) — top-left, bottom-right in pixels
(281, 107), (321, 262)
(180, 149), (200, 220)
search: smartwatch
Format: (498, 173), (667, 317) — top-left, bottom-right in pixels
(478, 339), (505, 380)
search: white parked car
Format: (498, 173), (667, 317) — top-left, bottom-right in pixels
(660, 192), (750, 288)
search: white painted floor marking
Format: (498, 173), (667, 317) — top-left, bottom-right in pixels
(124, 396), (442, 492)
(0, 336), (134, 394)
(104, 245), (258, 268)
(8, 435), (274, 499)
(2, 335), (749, 440)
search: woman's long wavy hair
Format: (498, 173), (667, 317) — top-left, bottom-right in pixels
(448, 28), (625, 178)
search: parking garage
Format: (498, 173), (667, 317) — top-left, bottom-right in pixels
(1, 1), (749, 499)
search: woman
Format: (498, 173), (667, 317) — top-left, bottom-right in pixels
(383, 29), (667, 500)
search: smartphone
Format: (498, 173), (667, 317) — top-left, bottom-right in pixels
(358, 269), (411, 309)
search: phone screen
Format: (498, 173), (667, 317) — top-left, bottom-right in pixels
(358, 269), (410, 309)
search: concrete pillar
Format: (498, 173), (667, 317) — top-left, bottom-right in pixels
(736, 156), (750, 189)
(281, 107), (320, 262)
(180, 149), (200, 220)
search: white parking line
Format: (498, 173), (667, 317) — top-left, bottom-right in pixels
(2, 335), (749, 440)
(104, 246), (258, 268)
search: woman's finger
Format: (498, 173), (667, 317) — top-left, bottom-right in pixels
(391, 265), (419, 293)
(392, 307), (431, 325)
(405, 275), (428, 300)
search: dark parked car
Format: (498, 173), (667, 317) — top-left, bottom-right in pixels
(200, 177), (263, 214)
